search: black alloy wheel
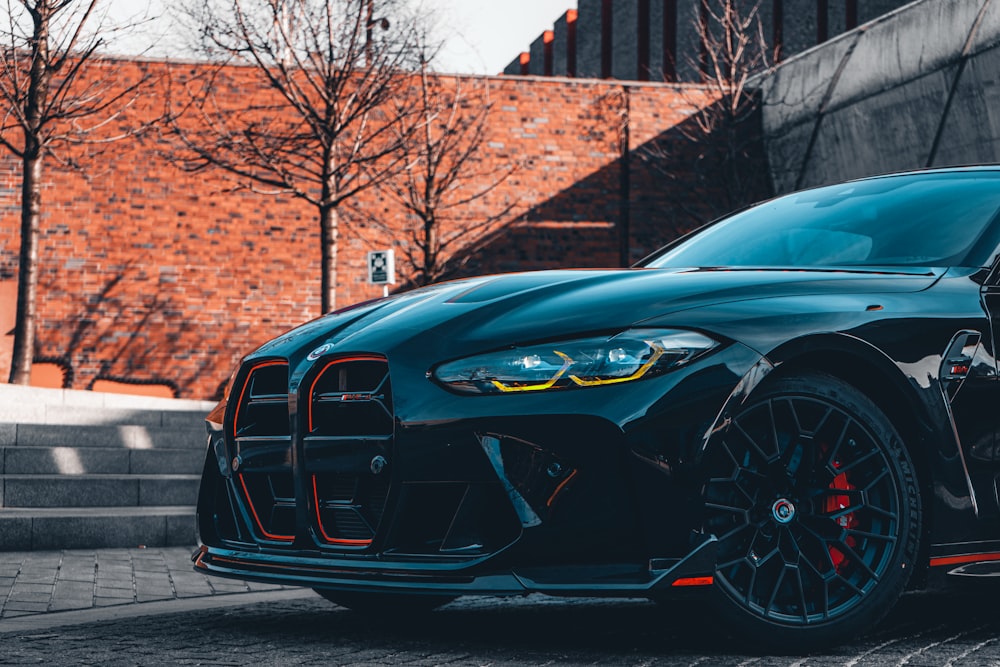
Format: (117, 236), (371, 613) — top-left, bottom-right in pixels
(701, 372), (920, 651)
(313, 589), (457, 616)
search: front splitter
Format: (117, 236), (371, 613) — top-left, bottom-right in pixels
(193, 536), (718, 597)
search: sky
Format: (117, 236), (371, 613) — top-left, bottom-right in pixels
(422, 0), (576, 74)
(105, 0), (578, 76)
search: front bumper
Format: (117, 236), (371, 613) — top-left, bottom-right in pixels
(194, 342), (762, 596)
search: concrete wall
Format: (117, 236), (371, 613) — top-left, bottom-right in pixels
(611, 1), (640, 79)
(675, 0), (703, 81)
(827, 0), (848, 36)
(553, 11), (576, 76)
(760, 0), (1000, 193)
(859, 0), (915, 24)
(576, 0), (604, 77)
(649, 1), (666, 79)
(528, 33), (548, 75)
(782, 0), (819, 56)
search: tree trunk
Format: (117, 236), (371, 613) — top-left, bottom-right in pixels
(8, 150), (43, 384)
(421, 214), (437, 287)
(618, 87), (631, 268)
(8, 2), (51, 384)
(320, 204), (338, 313)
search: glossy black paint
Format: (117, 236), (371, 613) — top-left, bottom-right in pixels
(195, 167), (1000, 598)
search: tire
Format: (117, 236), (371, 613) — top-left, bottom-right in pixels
(700, 372), (921, 652)
(313, 589), (457, 615)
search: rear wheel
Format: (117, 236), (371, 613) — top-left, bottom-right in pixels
(313, 589), (456, 615)
(701, 372), (920, 651)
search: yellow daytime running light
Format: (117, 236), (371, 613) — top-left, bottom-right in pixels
(433, 329), (718, 395)
(492, 351), (574, 393)
(569, 343), (665, 386)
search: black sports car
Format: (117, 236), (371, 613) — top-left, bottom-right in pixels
(194, 167), (1000, 649)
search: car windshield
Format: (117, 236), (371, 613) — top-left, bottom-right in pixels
(645, 172), (1000, 269)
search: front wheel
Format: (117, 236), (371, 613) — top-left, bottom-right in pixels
(701, 372), (921, 651)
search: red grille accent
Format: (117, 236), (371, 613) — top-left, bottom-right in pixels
(232, 360), (294, 543)
(312, 476), (374, 546)
(306, 355), (392, 547)
(239, 473), (294, 542)
(232, 360), (288, 439)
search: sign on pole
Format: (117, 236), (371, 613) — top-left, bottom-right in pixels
(367, 250), (395, 296)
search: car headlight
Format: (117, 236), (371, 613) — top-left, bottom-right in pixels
(433, 329), (719, 395)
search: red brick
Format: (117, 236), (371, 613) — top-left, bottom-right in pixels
(0, 59), (720, 399)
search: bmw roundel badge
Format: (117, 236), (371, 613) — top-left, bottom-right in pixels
(307, 343), (333, 361)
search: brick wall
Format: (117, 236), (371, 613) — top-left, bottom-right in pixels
(0, 58), (721, 399)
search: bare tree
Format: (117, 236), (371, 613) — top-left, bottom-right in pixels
(169, 0), (423, 313)
(639, 0), (774, 224)
(373, 60), (517, 287)
(0, 0), (150, 384)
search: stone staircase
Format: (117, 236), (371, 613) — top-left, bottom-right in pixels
(0, 383), (214, 550)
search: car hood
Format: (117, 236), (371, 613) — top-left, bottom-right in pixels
(254, 266), (945, 363)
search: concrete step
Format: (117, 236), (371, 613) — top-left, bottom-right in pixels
(0, 384), (212, 550)
(0, 506), (195, 550)
(0, 423), (207, 450)
(3, 446), (205, 475)
(2, 474), (200, 508)
(0, 404), (209, 428)
(0, 383), (214, 427)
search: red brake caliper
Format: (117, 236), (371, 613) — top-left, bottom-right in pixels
(826, 463), (858, 573)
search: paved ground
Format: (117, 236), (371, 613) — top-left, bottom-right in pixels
(0, 546), (286, 617)
(1, 547), (999, 665)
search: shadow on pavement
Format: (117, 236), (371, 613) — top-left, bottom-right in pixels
(4, 579), (1000, 665)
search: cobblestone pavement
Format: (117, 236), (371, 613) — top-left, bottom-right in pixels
(0, 567), (998, 665)
(0, 547), (285, 617)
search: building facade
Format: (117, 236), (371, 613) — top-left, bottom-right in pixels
(504, 0), (913, 81)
